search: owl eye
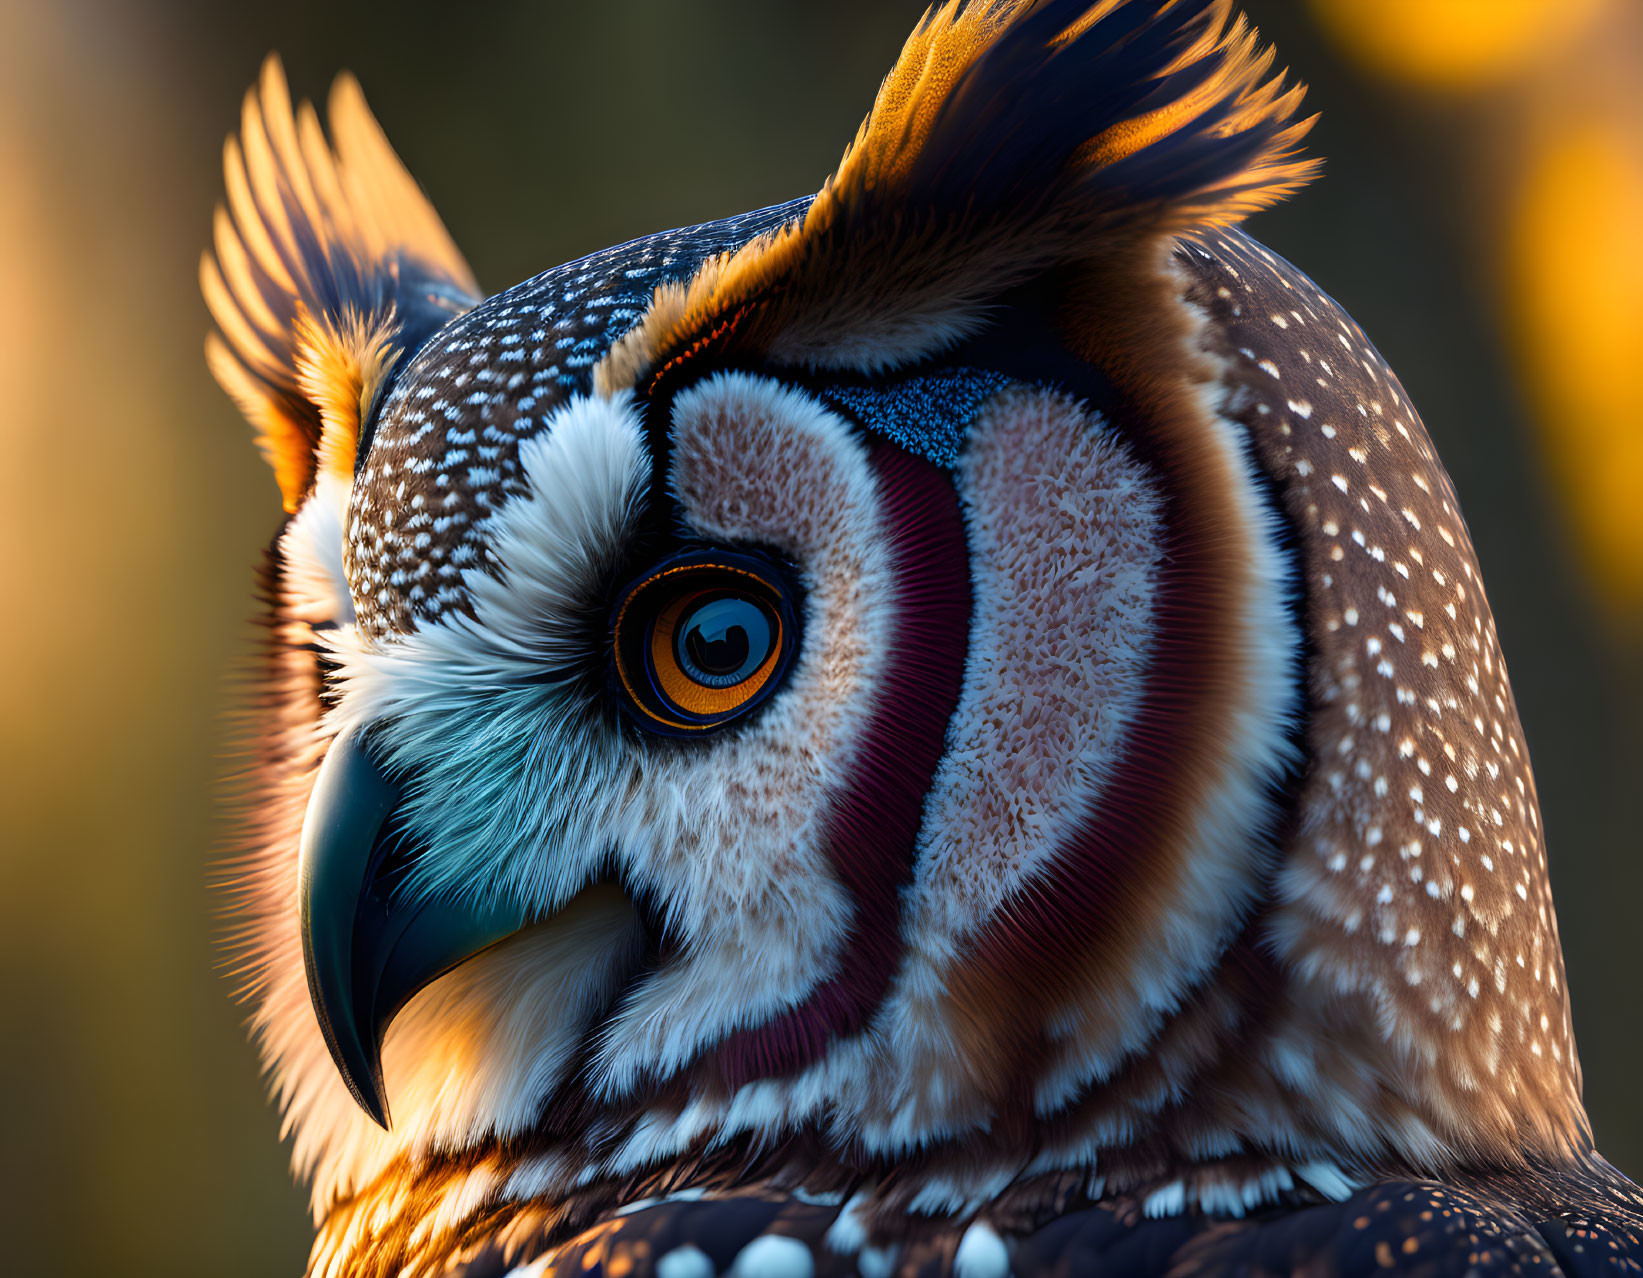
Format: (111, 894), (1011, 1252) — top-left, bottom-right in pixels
(610, 553), (797, 734)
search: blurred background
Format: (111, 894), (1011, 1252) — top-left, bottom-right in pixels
(0, 1), (1637, 1273)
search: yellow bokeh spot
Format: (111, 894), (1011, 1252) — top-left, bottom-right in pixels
(1508, 125), (1643, 617)
(1307, 0), (1605, 89)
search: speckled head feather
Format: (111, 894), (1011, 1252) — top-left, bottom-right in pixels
(1177, 231), (1584, 1161)
(202, 4), (1643, 1277)
(344, 200), (805, 639)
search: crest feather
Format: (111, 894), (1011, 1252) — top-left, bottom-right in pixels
(600, 0), (1317, 385)
(202, 57), (480, 511)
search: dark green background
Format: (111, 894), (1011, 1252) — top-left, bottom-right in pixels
(0, 3), (1635, 1275)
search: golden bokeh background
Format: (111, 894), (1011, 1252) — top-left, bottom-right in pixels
(0, 2), (1637, 1274)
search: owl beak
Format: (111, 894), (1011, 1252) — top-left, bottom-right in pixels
(298, 727), (530, 1128)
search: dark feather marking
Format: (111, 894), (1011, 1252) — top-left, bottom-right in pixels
(475, 1176), (1641, 1276)
(543, 1196), (836, 1276)
(904, 0), (1274, 218)
(712, 445), (972, 1086)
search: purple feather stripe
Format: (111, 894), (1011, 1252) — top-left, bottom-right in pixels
(713, 442), (972, 1087)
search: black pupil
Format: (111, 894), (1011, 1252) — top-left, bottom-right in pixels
(687, 622), (748, 675)
(676, 596), (771, 688)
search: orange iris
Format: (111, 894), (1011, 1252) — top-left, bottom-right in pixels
(611, 558), (793, 733)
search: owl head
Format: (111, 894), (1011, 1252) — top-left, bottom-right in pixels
(206, 0), (1596, 1260)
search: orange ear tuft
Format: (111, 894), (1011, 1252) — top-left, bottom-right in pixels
(601, 0), (1318, 386)
(202, 56), (480, 512)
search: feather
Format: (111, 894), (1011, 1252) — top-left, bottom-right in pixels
(598, 0), (1317, 386)
(202, 57), (480, 511)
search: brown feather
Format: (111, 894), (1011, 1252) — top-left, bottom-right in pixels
(598, 0), (1318, 390)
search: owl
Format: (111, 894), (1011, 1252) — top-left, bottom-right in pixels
(203, 2), (1643, 1275)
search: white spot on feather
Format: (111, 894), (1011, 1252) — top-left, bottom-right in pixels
(954, 1222), (1011, 1278)
(730, 1234), (813, 1278)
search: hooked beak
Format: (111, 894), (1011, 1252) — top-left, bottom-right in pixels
(298, 727), (530, 1128)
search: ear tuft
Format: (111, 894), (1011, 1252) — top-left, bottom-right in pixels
(602, 0), (1317, 383)
(831, 0), (1315, 234)
(202, 57), (480, 512)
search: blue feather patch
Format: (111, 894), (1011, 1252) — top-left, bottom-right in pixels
(819, 368), (1013, 468)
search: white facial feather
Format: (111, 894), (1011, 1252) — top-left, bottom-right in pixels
(325, 393), (651, 915)
(270, 394), (653, 1208)
(281, 471), (356, 628)
(279, 376), (903, 1199)
(591, 371), (895, 1095)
